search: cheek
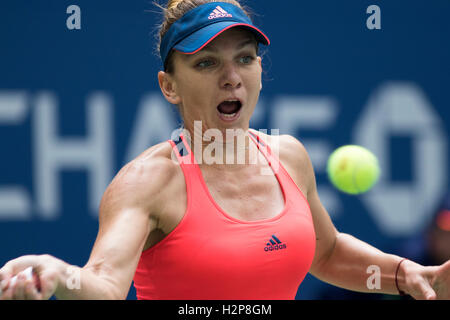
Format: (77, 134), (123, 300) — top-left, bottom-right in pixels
(247, 66), (262, 87)
(177, 80), (213, 111)
(244, 72), (262, 97)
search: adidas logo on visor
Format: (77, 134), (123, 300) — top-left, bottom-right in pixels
(208, 6), (233, 19)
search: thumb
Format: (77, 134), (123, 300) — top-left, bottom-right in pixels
(0, 255), (40, 290)
(419, 280), (437, 300)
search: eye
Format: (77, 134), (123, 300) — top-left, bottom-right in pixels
(196, 59), (215, 68)
(239, 55), (255, 64)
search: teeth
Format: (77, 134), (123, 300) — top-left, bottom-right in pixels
(220, 112), (237, 118)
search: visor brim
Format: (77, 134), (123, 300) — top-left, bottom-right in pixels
(173, 21), (270, 55)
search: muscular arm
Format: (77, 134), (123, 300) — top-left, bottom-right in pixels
(0, 150), (176, 300)
(53, 154), (177, 299)
(307, 186), (404, 295)
(54, 207), (155, 300)
(52, 155), (175, 299)
(281, 135), (407, 296)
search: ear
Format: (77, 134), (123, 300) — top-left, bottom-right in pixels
(257, 56), (263, 90)
(158, 71), (181, 105)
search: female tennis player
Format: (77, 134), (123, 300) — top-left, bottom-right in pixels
(1, 0), (449, 300)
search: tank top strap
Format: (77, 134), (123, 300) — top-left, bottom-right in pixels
(247, 129), (302, 202)
(248, 128), (282, 174)
(167, 132), (205, 195)
(168, 133), (195, 165)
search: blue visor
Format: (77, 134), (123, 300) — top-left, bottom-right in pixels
(160, 2), (270, 69)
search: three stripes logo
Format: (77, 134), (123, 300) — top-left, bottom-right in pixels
(208, 6), (233, 19)
(264, 235), (287, 252)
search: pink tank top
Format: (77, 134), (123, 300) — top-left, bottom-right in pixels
(133, 130), (316, 299)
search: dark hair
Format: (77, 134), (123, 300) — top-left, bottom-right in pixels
(154, 0), (254, 73)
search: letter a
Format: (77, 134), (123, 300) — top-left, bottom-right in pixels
(366, 265), (381, 290)
(66, 5), (81, 30)
(366, 5), (381, 30)
(66, 266), (81, 290)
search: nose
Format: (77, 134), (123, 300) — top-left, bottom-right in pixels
(220, 62), (242, 89)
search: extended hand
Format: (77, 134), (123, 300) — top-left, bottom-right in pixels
(401, 259), (450, 300)
(0, 254), (62, 300)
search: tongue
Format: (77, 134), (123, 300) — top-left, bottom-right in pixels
(217, 101), (240, 114)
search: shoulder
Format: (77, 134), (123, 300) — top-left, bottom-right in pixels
(254, 130), (311, 166)
(100, 141), (180, 217)
(116, 141), (177, 186)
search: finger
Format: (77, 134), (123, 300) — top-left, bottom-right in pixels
(12, 273), (27, 300)
(38, 272), (58, 300)
(2, 256), (37, 275)
(1, 269), (16, 300)
(0, 264), (13, 291)
(24, 279), (40, 300)
(14, 269), (40, 300)
(0, 284), (13, 300)
(0, 256), (38, 291)
(12, 268), (36, 300)
(418, 279), (437, 300)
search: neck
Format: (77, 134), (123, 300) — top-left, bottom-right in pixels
(181, 125), (259, 170)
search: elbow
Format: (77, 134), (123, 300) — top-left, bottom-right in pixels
(98, 283), (126, 300)
(94, 276), (129, 300)
(309, 231), (340, 278)
(108, 291), (128, 300)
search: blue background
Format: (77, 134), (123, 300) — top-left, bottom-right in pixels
(0, 0), (449, 299)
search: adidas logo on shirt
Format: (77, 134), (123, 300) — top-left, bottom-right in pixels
(208, 6), (233, 19)
(264, 235), (287, 252)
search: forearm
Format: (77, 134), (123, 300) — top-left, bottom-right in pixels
(53, 259), (124, 300)
(312, 232), (410, 295)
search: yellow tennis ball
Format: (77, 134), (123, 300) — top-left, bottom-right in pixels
(327, 145), (380, 195)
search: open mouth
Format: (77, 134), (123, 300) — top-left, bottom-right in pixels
(216, 100), (242, 121)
